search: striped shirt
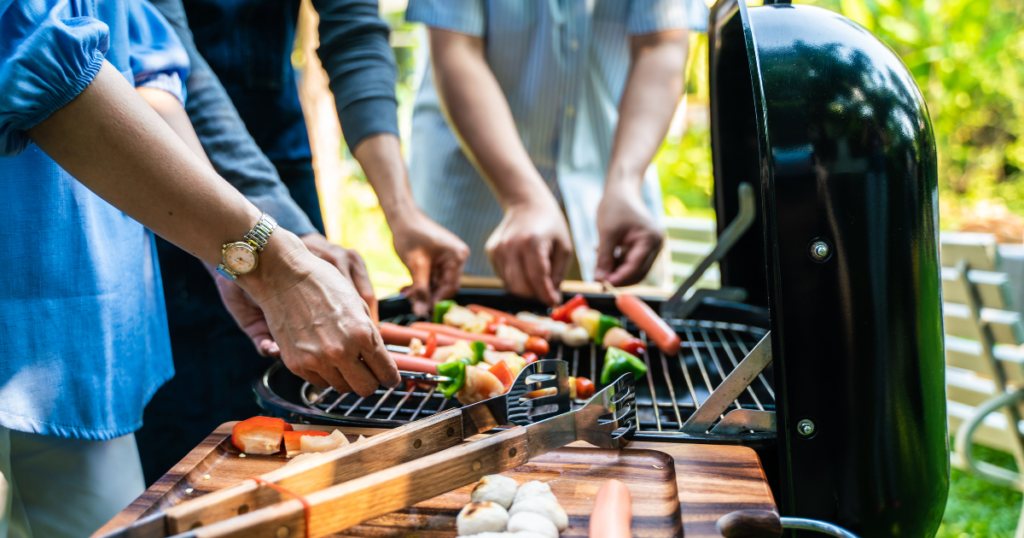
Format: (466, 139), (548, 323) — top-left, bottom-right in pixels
(406, 0), (709, 280)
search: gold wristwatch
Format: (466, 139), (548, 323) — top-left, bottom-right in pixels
(216, 213), (277, 280)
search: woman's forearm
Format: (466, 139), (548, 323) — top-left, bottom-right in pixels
(428, 28), (551, 210)
(605, 30), (688, 190)
(28, 61), (267, 267)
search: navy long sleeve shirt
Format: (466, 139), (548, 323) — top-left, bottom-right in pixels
(183, 0), (399, 161)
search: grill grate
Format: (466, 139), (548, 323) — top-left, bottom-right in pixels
(298, 313), (772, 435)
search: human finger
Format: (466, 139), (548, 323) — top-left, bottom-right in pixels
(606, 236), (661, 286)
(336, 351), (380, 397)
(347, 250), (379, 323)
(501, 242), (533, 298)
(361, 326), (401, 388)
(404, 250), (433, 318)
(318, 364), (354, 395)
(522, 239), (559, 306)
(431, 256), (465, 304)
(593, 232), (622, 284)
(548, 240), (571, 303)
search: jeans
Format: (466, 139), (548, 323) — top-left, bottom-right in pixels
(135, 159), (322, 485)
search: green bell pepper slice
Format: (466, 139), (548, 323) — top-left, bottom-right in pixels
(594, 314), (622, 346)
(600, 347), (648, 384)
(470, 341), (487, 365)
(437, 361), (466, 399)
(433, 300), (456, 324)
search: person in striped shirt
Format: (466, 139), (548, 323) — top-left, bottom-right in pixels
(407, 0), (709, 306)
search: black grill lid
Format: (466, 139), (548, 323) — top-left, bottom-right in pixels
(707, 0), (947, 536)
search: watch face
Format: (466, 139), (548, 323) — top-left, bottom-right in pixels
(224, 243), (257, 274)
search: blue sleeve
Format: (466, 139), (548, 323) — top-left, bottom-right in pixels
(127, 0), (189, 104)
(405, 0), (486, 37)
(627, 0), (706, 34)
(312, 0), (399, 150)
(0, 0), (109, 156)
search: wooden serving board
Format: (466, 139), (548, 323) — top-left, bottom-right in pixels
(97, 424), (776, 538)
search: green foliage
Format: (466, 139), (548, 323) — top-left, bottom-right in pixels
(659, 0), (1024, 226)
(937, 443), (1021, 538)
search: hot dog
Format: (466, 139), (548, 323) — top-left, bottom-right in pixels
(614, 294), (681, 355)
(408, 322), (519, 352)
(589, 479), (632, 538)
(466, 304), (551, 340)
(379, 323), (460, 348)
(389, 351), (439, 375)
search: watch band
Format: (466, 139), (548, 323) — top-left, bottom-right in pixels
(244, 213), (277, 251)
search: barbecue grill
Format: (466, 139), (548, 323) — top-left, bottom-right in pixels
(256, 0), (948, 535)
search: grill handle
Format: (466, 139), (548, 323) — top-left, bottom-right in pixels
(717, 510), (861, 538)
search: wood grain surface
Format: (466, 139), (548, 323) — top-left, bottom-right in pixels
(95, 424), (776, 538)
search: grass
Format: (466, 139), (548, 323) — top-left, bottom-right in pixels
(938, 443), (1022, 538)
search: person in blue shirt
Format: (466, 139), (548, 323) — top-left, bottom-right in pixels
(130, 0), (471, 484)
(406, 0), (708, 305)
(0, 1), (399, 535)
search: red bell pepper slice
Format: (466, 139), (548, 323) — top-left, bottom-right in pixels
(283, 430), (330, 457)
(551, 294), (589, 323)
(424, 332), (437, 359)
(232, 416), (287, 455)
(488, 360), (514, 391)
(522, 352), (539, 365)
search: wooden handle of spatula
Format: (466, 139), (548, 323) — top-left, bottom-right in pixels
(165, 408), (467, 535)
(189, 426), (530, 538)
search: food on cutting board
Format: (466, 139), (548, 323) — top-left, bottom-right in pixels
(460, 477), (569, 537)
(507, 512), (559, 538)
(589, 480), (632, 538)
(457, 502), (511, 535)
(472, 474), (519, 509)
(232, 416), (364, 458)
(231, 416), (289, 455)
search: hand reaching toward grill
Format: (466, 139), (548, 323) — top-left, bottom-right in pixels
(300, 233), (379, 322)
(485, 196), (574, 306)
(391, 211), (470, 318)
(593, 181), (665, 286)
(215, 233), (401, 397)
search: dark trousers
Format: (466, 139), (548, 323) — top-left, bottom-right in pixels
(136, 159), (322, 485)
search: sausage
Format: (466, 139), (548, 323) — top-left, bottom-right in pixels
(589, 479), (632, 538)
(389, 351), (439, 375)
(408, 322), (518, 352)
(379, 323), (460, 348)
(467, 305), (551, 339)
(615, 294), (681, 355)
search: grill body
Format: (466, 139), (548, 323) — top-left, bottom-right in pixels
(709, 0), (948, 535)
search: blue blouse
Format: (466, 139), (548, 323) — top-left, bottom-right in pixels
(0, 0), (188, 440)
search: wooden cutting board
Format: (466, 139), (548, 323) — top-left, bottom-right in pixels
(96, 423), (776, 538)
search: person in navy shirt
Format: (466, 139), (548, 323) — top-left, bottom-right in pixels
(133, 0), (471, 484)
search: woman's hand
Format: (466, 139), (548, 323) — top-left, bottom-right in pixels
(235, 232), (400, 396)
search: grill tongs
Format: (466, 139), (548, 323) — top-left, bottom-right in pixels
(175, 374), (635, 538)
(103, 359), (573, 538)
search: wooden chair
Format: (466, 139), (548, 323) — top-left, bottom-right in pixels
(663, 216), (721, 290)
(942, 232), (1024, 537)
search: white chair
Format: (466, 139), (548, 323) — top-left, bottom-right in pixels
(942, 232), (1024, 537)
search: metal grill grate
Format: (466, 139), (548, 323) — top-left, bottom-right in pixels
(297, 313), (772, 435)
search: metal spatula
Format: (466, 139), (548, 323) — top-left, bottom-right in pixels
(101, 360), (571, 538)
(177, 374), (637, 538)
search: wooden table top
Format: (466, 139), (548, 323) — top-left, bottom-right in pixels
(97, 423), (776, 538)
